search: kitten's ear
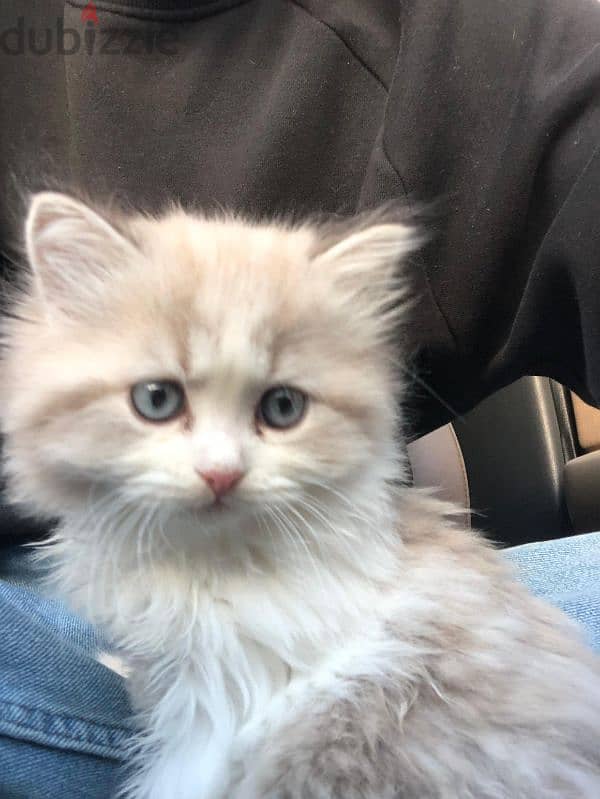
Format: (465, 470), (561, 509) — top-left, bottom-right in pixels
(311, 212), (421, 315)
(315, 214), (422, 286)
(25, 192), (137, 319)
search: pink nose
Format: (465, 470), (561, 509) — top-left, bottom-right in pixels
(199, 469), (244, 499)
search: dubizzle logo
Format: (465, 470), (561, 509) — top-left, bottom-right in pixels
(81, 2), (99, 26)
(0, 3), (179, 56)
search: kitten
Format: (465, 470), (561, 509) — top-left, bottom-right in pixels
(1, 192), (599, 799)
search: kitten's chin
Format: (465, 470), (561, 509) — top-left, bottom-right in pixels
(203, 498), (231, 515)
(174, 493), (248, 526)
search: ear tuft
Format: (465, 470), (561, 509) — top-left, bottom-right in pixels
(314, 222), (419, 272)
(25, 192), (137, 319)
(311, 207), (422, 327)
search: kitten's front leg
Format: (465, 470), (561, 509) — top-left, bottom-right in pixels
(121, 731), (233, 799)
(230, 679), (413, 799)
(120, 667), (237, 799)
(232, 731), (402, 799)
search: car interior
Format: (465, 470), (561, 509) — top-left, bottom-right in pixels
(408, 376), (600, 546)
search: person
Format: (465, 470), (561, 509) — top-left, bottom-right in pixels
(0, 0), (599, 796)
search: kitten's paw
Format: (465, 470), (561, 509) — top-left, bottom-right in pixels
(96, 650), (131, 678)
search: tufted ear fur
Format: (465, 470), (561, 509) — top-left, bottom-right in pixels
(311, 208), (421, 329)
(25, 192), (139, 320)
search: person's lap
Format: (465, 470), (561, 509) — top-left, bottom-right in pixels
(505, 532), (600, 649)
(0, 548), (130, 799)
(1, 533), (599, 799)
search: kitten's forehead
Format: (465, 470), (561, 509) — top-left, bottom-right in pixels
(130, 213), (321, 363)
(133, 212), (315, 288)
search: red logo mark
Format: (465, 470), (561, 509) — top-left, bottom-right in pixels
(81, 2), (99, 25)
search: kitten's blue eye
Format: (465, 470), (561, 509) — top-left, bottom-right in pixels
(131, 381), (185, 423)
(258, 386), (307, 430)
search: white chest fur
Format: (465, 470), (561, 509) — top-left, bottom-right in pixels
(51, 498), (398, 799)
(126, 590), (290, 798)
(105, 561), (384, 799)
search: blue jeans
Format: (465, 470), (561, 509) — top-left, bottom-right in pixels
(1, 534), (600, 799)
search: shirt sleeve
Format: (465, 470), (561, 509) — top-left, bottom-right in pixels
(382, 0), (600, 435)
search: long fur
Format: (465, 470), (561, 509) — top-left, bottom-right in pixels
(0, 193), (599, 799)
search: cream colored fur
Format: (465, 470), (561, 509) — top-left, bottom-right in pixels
(0, 193), (599, 799)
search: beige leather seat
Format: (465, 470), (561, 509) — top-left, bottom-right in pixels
(407, 424), (471, 527)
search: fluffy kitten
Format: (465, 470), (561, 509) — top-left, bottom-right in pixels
(1, 192), (599, 799)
